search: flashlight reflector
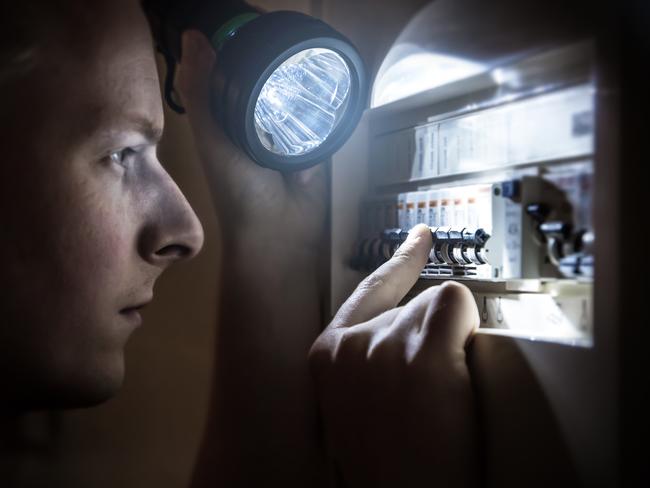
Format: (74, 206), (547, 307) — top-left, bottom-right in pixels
(254, 48), (351, 157)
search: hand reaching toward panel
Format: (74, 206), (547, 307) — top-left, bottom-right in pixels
(310, 224), (481, 488)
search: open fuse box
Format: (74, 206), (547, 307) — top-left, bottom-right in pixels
(335, 42), (596, 346)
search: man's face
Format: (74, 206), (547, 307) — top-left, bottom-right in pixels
(0, 1), (204, 409)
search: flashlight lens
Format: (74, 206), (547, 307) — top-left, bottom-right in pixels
(254, 48), (351, 157)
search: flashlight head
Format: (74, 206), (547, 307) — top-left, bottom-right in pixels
(142, 2), (367, 172)
(212, 11), (367, 171)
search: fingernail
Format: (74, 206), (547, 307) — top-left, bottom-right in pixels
(403, 225), (433, 253)
(406, 224), (429, 241)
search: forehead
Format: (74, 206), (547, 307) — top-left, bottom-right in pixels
(76, 45), (163, 139)
(68, 4), (162, 130)
(13, 1), (164, 146)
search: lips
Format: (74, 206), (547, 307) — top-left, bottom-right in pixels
(120, 303), (149, 314)
(119, 298), (152, 326)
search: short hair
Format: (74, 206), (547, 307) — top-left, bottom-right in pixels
(0, 0), (91, 85)
(0, 3), (43, 84)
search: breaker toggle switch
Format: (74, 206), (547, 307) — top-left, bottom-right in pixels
(427, 227), (490, 266)
(445, 229), (464, 264)
(380, 228), (408, 260)
(429, 228), (451, 265)
(353, 227), (491, 271)
(461, 228), (490, 265)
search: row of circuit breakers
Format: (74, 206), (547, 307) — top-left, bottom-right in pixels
(353, 166), (594, 280)
(354, 84), (595, 282)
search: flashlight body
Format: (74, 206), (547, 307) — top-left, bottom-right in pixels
(142, 0), (260, 63)
(142, 0), (261, 112)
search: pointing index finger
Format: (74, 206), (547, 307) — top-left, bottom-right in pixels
(332, 224), (432, 329)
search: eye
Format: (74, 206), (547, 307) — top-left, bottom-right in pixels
(109, 147), (138, 169)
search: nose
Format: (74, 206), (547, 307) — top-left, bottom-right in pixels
(139, 175), (204, 268)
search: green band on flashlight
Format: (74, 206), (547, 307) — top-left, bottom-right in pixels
(211, 12), (261, 51)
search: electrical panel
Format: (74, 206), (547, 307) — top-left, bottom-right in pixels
(349, 43), (595, 346)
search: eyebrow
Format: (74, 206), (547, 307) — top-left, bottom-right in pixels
(125, 114), (164, 144)
(92, 114), (163, 141)
(83, 111), (165, 153)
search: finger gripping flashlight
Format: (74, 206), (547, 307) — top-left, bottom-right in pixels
(142, 0), (367, 172)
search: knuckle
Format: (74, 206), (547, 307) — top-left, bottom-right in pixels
(308, 333), (335, 370)
(310, 328), (361, 371)
(357, 266), (402, 301)
(436, 281), (479, 325)
(365, 328), (390, 359)
(417, 281), (473, 315)
(367, 335), (403, 368)
(307, 342), (325, 366)
(415, 282), (480, 351)
(437, 280), (472, 302)
(391, 244), (416, 263)
(358, 272), (388, 294)
(336, 328), (359, 357)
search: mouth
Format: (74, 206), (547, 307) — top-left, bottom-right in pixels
(119, 299), (152, 326)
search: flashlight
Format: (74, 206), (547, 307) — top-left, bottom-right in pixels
(142, 0), (367, 172)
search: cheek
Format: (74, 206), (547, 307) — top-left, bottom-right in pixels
(59, 185), (137, 296)
(0, 166), (142, 384)
(4, 170), (134, 296)
(9, 160), (141, 322)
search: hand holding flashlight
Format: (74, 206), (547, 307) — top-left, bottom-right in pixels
(178, 31), (330, 486)
(176, 30), (328, 250)
(143, 1), (367, 171)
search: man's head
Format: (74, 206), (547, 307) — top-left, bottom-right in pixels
(0, 0), (204, 410)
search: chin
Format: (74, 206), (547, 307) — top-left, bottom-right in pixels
(16, 354), (127, 412)
(60, 357), (126, 408)
(62, 375), (124, 409)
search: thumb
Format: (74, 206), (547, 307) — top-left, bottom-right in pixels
(405, 281), (480, 356)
